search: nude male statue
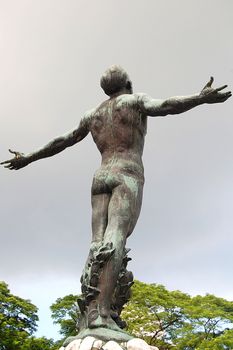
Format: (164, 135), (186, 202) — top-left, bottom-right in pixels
(1, 66), (231, 334)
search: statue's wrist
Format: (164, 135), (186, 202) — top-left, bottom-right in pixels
(26, 153), (35, 163)
(198, 93), (207, 105)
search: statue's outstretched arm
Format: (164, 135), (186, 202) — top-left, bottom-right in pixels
(137, 77), (231, 117)
(1, 116), (89, 170)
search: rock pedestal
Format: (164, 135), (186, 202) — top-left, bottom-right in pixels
(59, 336), (159, 350)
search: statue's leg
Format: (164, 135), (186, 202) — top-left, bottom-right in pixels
(88, 176), (143, 329)
(91, 193), (111, 243)
(85, 193), (111, 265)
(81, 193), (110, 293)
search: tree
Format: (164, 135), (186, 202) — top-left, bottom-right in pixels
(121, 281), (233, 350)
(0, 281), (38, 350)
(0, 281), (59, 350)
(121, 281), (191, 349)
(21, 336), (56, 350)
(174, 293), (233, 350)
(50, 294), (80, 338)
(50, 280), (233, 350)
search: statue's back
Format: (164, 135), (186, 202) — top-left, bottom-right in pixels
(89, 94), (147, 160)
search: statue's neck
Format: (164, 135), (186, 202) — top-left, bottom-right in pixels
(109, 89), (132, 99)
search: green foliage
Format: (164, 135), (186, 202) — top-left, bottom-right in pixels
(173, 293), (233, 350)
(122, 281), (191, 349)
(122, 281), (233, 350)
(0, 281), (57, 350)
(49, 280), (233, 350)
(0, 281), (39, 350)
(20, 336), (56, 350)
(50, 294), (80, 337)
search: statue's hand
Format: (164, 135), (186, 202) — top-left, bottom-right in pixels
(200, 77), (231, 104)
(0, 149), (30, 170)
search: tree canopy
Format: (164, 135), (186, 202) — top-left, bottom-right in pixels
(0, 281), (39, 350)
(122, 281), (233, 350)
(50, 294), (80, 338)
(0, 281), (56, 350)
(20, 336), (56, 350)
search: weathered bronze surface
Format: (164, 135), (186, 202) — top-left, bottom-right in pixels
(1, 66), (231, 342)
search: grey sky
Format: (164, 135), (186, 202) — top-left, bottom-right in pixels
(0, 0), (233, 340)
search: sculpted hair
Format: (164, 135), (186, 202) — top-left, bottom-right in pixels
(100, 65), (132, 96)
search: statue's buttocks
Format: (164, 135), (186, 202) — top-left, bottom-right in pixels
(92, 157), (145, 196)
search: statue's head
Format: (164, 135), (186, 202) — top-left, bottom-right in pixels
(100, 65), (132, 96)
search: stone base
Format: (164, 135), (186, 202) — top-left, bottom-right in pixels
(59, 336), (159, 350)
(63, 328), (133, 346)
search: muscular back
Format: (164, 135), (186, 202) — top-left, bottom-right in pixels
(88, 94), (147, 165)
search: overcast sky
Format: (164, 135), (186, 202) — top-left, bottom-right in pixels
(0, 0), (233, 341)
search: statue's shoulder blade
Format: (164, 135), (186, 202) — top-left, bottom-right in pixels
(115, 94), (138, 109)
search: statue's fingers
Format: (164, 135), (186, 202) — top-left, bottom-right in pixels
(203, 76), (214, 90)
(9, 165), (17, 170)
(9, 149), (17, 155)
(220, 91), (232, 97)
(217, 91), (232, 102)
(4, 164), (13, 169)
(223, 91), (232, 98)
(8, 149), (24, 158)
(208, 76), (214, 87)
(216, 85), (228, 92)
(0, 160), (11, 165)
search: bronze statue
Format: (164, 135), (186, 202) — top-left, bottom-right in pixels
(1, 66), (231, 341)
